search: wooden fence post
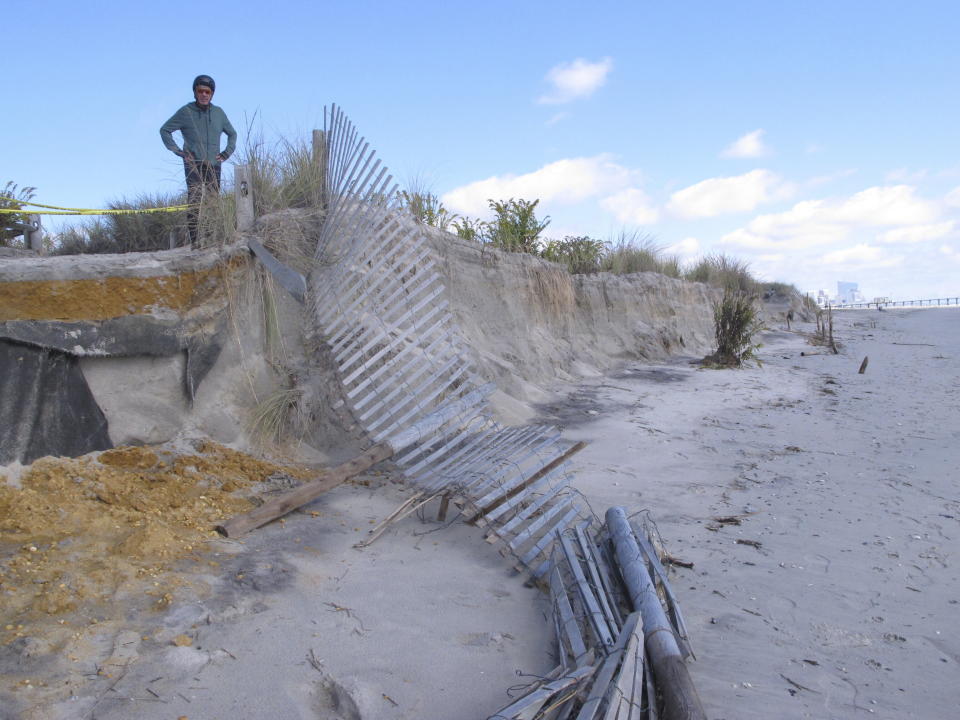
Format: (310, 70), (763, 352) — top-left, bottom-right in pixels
(312, 129), (328, 212)
(234, 164), (255, 233)
(26, 214), (43, 254)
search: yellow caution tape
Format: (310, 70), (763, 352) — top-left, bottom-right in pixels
(0, 196), (195, 215)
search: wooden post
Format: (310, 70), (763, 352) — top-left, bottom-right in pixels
(26, 214), (43, 253)
(234, 164), (255, 233)
(312, 129), (328, 212)
(437, 492), (451, 522)
(216, 442), (394, 537)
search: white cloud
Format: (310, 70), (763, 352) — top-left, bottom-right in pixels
(833, 185), (938, 226)
(806, 168), (857, 188)
(600, 188), (659, 225)
(442, 154), (632, 217)
(663, 237), (701, 259)
(721, 129), (769, 159)
(722, 185), (942, 252)
(667, 169), (794, 219)
(885, 168), (928, 183)
(939, 242), (960, 263)
(538, 57), (613, 105)
(879, 221), (955, 245)
(821, 244), (903, 268)
(546, 112), (569, 127)
(945, 186), (960, 208)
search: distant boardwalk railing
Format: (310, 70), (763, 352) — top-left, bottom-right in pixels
(833, 297), (960, 309)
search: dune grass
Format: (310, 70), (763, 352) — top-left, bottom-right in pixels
(708, 287), (765, 367)
(600, 230), (681, 277)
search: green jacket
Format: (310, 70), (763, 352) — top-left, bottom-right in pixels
(160, 102), (237, 164)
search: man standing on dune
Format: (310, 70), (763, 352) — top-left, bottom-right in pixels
(160, 74), (237, 247)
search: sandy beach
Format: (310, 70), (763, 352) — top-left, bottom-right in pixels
(3, 305), (955, 720)
(559, 307), (959, 719)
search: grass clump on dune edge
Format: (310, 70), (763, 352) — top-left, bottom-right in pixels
(705, 287), (765, 368)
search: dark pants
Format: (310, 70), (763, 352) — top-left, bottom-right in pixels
(184, 159), (221, 247)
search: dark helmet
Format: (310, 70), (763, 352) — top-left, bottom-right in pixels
(192, 74), (216, 93)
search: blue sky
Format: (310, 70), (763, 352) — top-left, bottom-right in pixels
(5, 0), (959, 300)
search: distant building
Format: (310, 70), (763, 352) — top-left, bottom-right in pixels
(837, 281), (862, 304)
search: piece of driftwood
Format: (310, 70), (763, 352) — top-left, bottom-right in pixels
(216, 443), (394, 537)
(354, 490), (452, 549)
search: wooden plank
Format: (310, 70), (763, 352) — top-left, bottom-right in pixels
(216, 443), (394, 537)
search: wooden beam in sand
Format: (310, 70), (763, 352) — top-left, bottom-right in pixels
(216, 443), (394, 537)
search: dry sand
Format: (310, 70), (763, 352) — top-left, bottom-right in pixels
(2, 307), (957, 719)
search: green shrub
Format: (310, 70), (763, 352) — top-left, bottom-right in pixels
(541, 235), (605, 274)
(451, 216), (488, 242)
(398, 190), (457, 230)
(709, 288), (764, 367)
(484, 198), (550, 253)
(1, 182), (36, 246)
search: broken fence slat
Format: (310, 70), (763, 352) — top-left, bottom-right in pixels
(574, 612), (643, 720)
(603, 620), (644, 720)
(573, 522), (622, 639)
(468, 440), (586, 523)
(495, 477), (570, 539)
(517, 506), (581, 570)
(550, 561), (589, 667)
(507, 495), (575, 553)
(492, 665), (596, 720)
(558, 529), (616, 649)
(578, 524), (625, 631)
(476, 466), (565, 528)
(465, 431), (562, 500)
